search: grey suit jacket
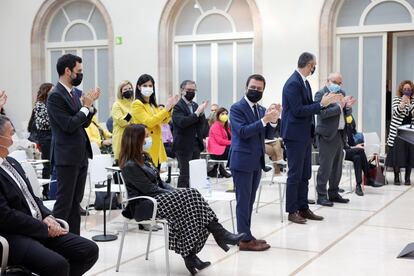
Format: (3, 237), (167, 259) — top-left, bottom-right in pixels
(314, 86), (352, 142)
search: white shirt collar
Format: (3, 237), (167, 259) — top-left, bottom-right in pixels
(182, 95), (192, 105)
(244, 95), (257, 109)
(296, 69), (307, 84)
(59, 81), (73, 95)
(0, 157), (4, 165)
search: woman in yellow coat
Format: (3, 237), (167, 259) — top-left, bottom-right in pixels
(131, 74), (178, 167)
(111, 80), (134, 162)
(85, 114), (112, 153)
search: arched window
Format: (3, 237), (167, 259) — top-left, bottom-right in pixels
(170, 0), (258, 109)
(320, 0), (414, 143)
(32, 0), (113, 120)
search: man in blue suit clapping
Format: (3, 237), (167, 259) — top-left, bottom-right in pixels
(229, 74), (280, 251)
(281, 52), (341, 224)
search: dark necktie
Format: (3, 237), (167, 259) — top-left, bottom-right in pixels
(2, 160), (42, 220)
(305, 80), (312, 102)
(253, 104), (259, 120)
(70, 90), (78, 108)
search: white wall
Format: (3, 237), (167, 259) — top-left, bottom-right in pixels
(0, 0), (43, 133)
(0, 0), (326, 132)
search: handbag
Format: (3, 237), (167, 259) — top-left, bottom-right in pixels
(364, 155), (385, 186)
(27, 109), (38, 143)
(94, 190), (122, 210)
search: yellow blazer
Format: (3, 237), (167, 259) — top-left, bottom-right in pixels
(85, 115), (112, 146)
(131, 99), (171, 166)
(111, 98), (133, 160)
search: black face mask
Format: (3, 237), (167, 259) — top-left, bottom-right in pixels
(71, 72), (83, 87)
(184, 91), (195, 101)
(122, 90), (133, 99)
(310, 66), (316, 75)
(246, 89), (263, 103)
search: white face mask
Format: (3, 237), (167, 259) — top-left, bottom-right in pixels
(141, 87), (154, 97)
(143, 136), (153, 151)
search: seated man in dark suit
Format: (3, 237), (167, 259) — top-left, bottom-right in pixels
(0, 115), (99, 276)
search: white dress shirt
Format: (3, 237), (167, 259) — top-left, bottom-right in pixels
(243, 96), (277, 128)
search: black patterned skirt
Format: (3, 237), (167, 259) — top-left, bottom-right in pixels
(155, 188), (217, 257)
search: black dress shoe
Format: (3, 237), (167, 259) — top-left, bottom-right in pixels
(329, 195), (350, 203)
(355, 184), (364, 196)
(366, 178), (383, 187)
(263, 165), (272, 172)
(307, 199), (316, 204)
(317, 198), (334, 207)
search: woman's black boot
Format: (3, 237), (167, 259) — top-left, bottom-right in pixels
(206, 220), (246, 252)
(405, 168), (411, 186)
(394, 170), (401, 185)
(219, 164), (232, 178)
(183, 254), (211, 275)
(207, 164), (218, 177)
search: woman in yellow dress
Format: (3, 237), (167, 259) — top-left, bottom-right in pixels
(111, 80), (134, 162)
(131, 74), (178, 168)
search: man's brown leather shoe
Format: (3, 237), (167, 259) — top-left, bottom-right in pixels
(288, 212), (307, 224)
(239, 240), (270, 251)
(254, 239), (267, 244)
(299, 209), (324, 221)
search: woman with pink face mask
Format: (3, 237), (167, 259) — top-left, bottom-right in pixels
(385, 80), (414, 185)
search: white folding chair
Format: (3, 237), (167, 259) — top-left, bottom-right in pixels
(8, 150), (27, 162)
(116, 173), (170, 275)
(189, 159), (236, 233)
(85, 154), (125, 229)
(363, 132), (381, 159)
(20, 162), (56, 210)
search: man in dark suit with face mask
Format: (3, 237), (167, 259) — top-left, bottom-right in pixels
(229, 74), (280, 251)
(47, 54), (100, 234)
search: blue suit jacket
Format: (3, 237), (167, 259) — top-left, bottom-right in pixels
(280, 71), (321, 142)
(228, 97), (275, 172)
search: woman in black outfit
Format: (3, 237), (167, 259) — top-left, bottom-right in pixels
(119, 124), (245, 274)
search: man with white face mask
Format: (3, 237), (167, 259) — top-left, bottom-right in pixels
(0, 115), (99, 276)
(172, 80), (208, 188)
(314, 72), (356, 206)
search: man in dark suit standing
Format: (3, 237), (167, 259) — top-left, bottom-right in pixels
(172, 80), (208, 188)
(281, 52), (340, 224)
(47, 54), (100, 234)
(315, 72), (355, 206)
(0, 115), (98, 276)
(229, 74), (280, 251)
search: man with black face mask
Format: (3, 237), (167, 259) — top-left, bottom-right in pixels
(47, 54), (100, 234)
(172, 80), (208, 188)
(228, 74), (280, 251)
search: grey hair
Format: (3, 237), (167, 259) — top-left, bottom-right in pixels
(0, 115), (11, 135)
(297, 52), (316, 68)
(327, 72), (342, 81)
(180, 80), (196, 90)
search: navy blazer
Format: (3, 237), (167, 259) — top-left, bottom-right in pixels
(0, 157), (51, 243)
(280, 71), (321, 142)
(228, 97), (275, 172)
(47, 82), (94, 166)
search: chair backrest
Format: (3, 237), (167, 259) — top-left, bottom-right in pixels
(363, 132), (381, 157)
(20, 162), (41, 197)
(189, 159), (210, 192)
(89, 154), (113, 184)
(8, 150), (27, 162)
(91, 142), (102, 155)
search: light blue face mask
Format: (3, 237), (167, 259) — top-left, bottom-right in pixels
(143, 137), (152, 151)
(328, 83), (341, 93)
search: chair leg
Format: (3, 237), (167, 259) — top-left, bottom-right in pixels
(255, 184), (263, 213)
(349, 166), (353, 192)
(163, 222), (170, 276)
(313, 171), (317, 201)
(230, 200), (235, 233)
(84, 177), (92, 230)
(145, 224), (153, 260)
(278, 181), (284, 223)
(116, 221), (128, 272)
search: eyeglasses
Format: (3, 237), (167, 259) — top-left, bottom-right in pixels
(185, 89), (197, 93)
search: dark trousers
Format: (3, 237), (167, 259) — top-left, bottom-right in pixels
(316, 133), (344, 199)
(6, 233), (98, 276)
(38, 132), (51, 197)
(345, 147), (369, 185)
(176, 142), (200, 188)
(285, 139), (312, 213)
(231, 168), (261, 241)
(210, 146), (230, 160)
(53, 159), (88, 235)
(164, 142), (175, 158)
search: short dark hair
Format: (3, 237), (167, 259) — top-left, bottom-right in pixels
(180, 80), (196, 90)
(297, 52), (315, 68)
(56, 54), (82, 76)
(135, 74), (158, 107)
(246, 74), (266, 89)
(0, 115), (11, 135)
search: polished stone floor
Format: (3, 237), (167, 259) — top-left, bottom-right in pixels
(82, 171), (414, 276)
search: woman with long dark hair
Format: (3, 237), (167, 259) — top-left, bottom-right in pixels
(119, 124), (245, 274)
(131, 74), (178, 168)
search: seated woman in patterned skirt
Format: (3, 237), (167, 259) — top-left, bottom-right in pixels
(119, 124), (245, 274)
